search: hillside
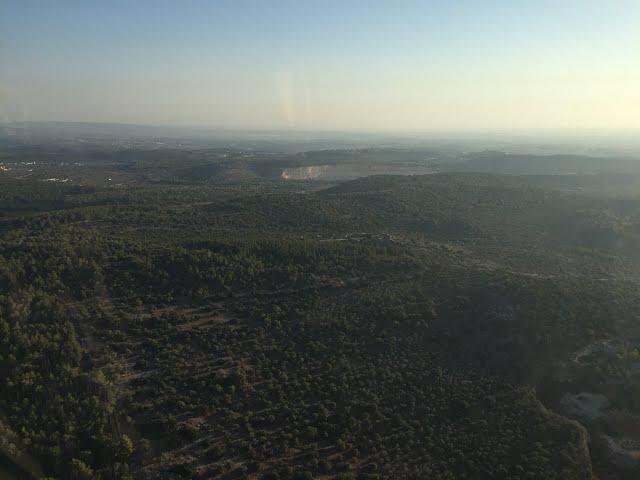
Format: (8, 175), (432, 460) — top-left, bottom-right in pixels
(456, 151), (640, 175)
(1, 171), (640, 479)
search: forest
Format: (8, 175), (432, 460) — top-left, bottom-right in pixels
(1, 150), (640, 480)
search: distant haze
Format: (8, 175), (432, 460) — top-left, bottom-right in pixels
(1, 0), (639, 131)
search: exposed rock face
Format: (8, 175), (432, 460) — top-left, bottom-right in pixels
(280, 165), (328, 180)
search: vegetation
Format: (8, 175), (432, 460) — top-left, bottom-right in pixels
(2, 157), (640, 479)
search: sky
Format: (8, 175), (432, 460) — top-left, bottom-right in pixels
(1, 0), (639, 131)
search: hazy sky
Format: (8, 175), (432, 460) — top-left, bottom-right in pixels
(1, 0), (639, 130)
